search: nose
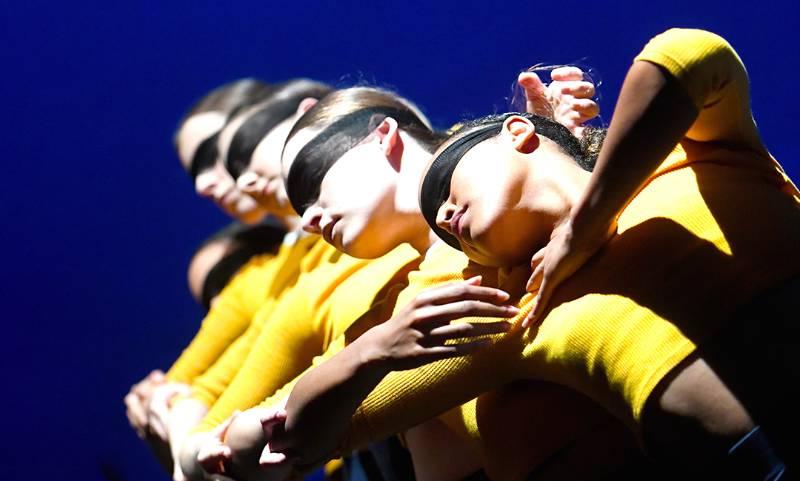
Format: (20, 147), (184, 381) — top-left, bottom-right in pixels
(435, 201), (457, 233)
(237, 171), (262, 194)
(195, 174), (217, 198)
(301, 205), (324, 235)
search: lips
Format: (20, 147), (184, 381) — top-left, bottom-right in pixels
(449, 206), (466, 238)
(321, 217), (340, 246)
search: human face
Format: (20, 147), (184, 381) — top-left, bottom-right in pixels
(189, 110), (269, 224)
(235, 113), (301, 217)
(176, 111), (226, 170)
(282, 126), (405, 258)
(433, 137), (543, 267)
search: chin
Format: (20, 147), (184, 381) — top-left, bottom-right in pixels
(464, 242), (528, 269)
(342, 237), (393, 260)
(236, 209), (267, 225)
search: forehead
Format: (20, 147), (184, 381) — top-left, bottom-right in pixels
(217, 101), (274, 160)
(177, 111), (226, 168)
(281, 125), (322, 175)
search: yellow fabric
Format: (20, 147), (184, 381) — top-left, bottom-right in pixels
(188, 234), (321, 406)
(334, 28), (800, 454)
(166, 253), (279, 384)
(197, 243), (421, 432)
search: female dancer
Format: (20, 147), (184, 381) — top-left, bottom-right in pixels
(203, 81), (651, 480)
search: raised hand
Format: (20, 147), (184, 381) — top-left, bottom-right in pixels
(518, 66), (599, 138)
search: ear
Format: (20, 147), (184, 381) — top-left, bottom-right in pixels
(296, 97), (318, 115)
(501, 115), (539, 154)
(373, 117), (403, 170)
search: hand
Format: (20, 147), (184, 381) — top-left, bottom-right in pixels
(518, 66), (599, 139)
(362, 276), (518, 371)
(195, 413), (240, 476)
(523, 218), (616, 328)
(147, 382), (191, 442)
(255, 408), (291, 467)
(125, 369), (166, 438)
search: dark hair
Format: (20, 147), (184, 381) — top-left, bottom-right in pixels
(284, 87), (448, 215)
(420, 112), (605, 250)
(194, 219), (286, 310)
(224, 79), (333, 180)
(179, 79), (275, 126)
(176, 79), (275, 179)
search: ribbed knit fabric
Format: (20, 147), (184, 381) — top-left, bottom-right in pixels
(166, 253), (279, 384)
(187, 234), (321, 406)
(196, 243), (421, 432)
(333, 29), (800, 454)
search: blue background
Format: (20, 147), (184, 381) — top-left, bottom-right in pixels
(2, 1), (797, 479)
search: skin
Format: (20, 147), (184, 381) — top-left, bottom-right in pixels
(435, 61), (757, 468)
(209, 81), (649, 480)
(234, 99), (318, 221)
(187, 238), (236, 306)
(283, 118), (435, 258)
(175, 109), (269, 225)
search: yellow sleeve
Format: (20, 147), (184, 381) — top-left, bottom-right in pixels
(189, 298), (276, 407)
(634, 28), (764, 151)
(195, 251), (369, 432)
(166, 254), (276, 384)
(337, 245), (538, 451)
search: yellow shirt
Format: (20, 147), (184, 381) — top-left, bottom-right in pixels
(196, 243), (421, 432)
(332, 28), (800, 454)
(166, 252), (280, 384)
(188, 234), (321, 405)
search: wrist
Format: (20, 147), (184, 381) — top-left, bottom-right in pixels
(570, 186), (618, 242)
(353, 327), (393, 378)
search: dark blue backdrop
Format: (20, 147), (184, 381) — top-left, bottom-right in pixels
(3, 1), (798, 479)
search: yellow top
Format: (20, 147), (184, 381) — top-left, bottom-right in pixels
(188, 234), (329, 407)
(196, 243), (421, 432)
(332, 28), (800, 454)
(166, 252), (280, 384)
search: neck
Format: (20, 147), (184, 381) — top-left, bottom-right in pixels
(275, 213), (302, 233)
(524, 153), (590, 239)
(394, 132), (439, 255)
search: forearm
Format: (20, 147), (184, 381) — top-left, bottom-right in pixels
(169, 398), (209, 466)
(571, 60), (698, 235)
(275, 333), (388, 465)
(167, 306), (251, 383)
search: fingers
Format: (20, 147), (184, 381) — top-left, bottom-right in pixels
(528, 276), (554, 328)
(259, 444), (290, 466)
(419, 300), (519, 327)
(556, 98), (600, 123)
(259, 409), (288, 439)
(125, 393), (148, 437)
(555, 81), (595, 99)
(197, 442), (231, 474)
(426, 320), (512, 340)
(526, 248), (546, 293)
(518, 72), (553, 117)
(416, 279), (510, 307)
(259, 408), (288, 427)
(422, 339), (493, 361)
(550, 66), (584, 81)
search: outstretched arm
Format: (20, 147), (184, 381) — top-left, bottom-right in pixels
(264, 277), (516, 469)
